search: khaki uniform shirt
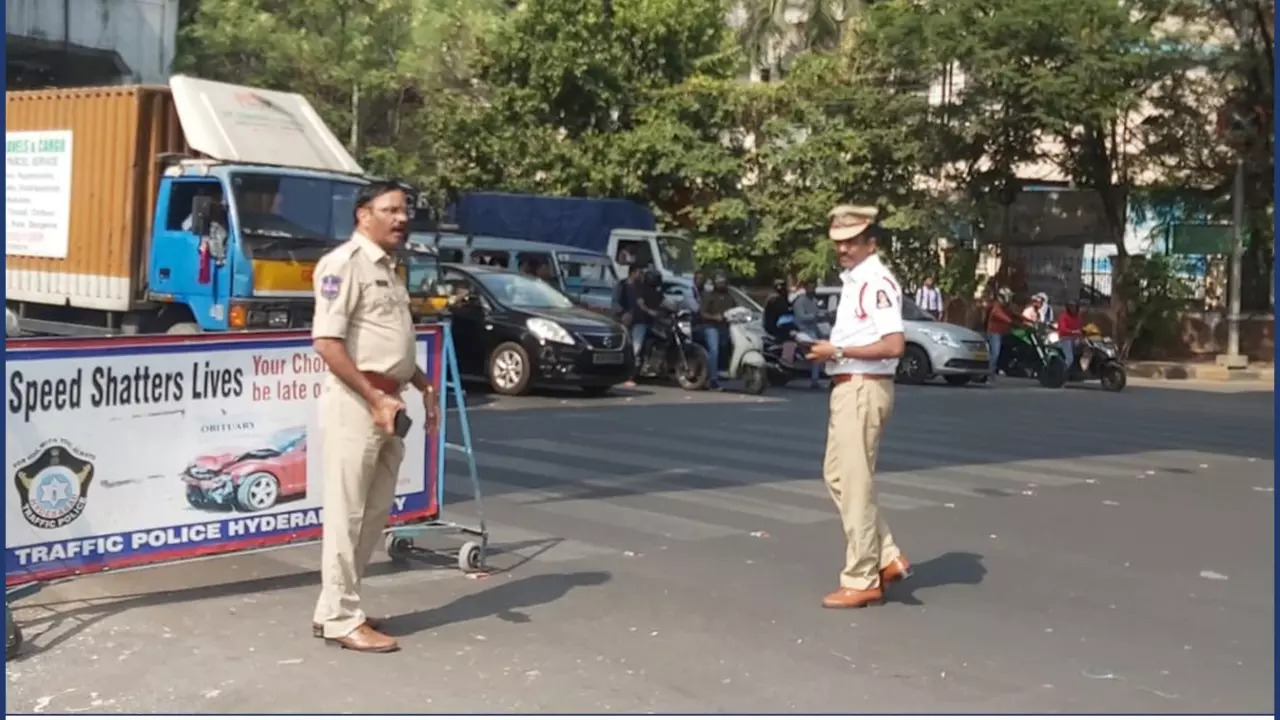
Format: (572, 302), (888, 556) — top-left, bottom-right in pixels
(311, 233), (417, 383)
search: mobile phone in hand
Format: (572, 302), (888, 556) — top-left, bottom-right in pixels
(393, 409), (413, 438)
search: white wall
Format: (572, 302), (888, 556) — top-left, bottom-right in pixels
(6, 0), (180, 84)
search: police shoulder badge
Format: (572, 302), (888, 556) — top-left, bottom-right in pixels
(13, 441), (96, 529)
(319, 274), (343, 300)
(875, 289), (893, 309)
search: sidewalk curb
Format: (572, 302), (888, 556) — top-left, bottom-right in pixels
(1127, 361), (1275, 383)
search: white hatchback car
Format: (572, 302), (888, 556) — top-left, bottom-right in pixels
(812, 287), (991, 386)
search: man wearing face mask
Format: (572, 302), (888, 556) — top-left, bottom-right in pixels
(805, 204), (911, 610)
(309, 181), (440, 653)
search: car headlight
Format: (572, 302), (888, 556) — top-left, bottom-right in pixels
(526, 318), (575, 345)
(1046, 331), (1061, 344)
(923, 330), (960, 348)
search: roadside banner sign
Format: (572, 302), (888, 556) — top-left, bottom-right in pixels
(4, 328), (443, 586)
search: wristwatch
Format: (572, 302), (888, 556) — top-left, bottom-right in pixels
(834, 346), (848, 360)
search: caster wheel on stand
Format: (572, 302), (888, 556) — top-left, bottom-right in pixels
(458, 541), (485, 572)
(385, 534), (415, 564)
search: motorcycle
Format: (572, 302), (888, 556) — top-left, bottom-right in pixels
(637, 298), (710, 391)
(719, 306), (769, 395)
(762, 311), (830, 387)
(997, 321), (1067, 388)
(1067, 324), (1127, 392)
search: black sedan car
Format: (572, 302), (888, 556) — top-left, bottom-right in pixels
(438, 263), (634, 396)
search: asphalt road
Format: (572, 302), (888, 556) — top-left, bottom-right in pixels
(6, 377), (1274, 714)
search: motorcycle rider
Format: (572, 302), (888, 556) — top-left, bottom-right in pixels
(699, 271), (736, 391)
(1056, 301), (1084, 370)
(632, 268), (665, 362)
(791, 280), (824, 388)
(985, 287), (1017, 377)
(763, 278), (797, 362)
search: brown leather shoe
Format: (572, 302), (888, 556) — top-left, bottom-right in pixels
(324, 624), (400, 653)
(312, 617), (384, 638)
(822, 586), (884, 609)
(880, 555), (912, 587)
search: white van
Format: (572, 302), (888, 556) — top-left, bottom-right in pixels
(407, 231), (618, 315)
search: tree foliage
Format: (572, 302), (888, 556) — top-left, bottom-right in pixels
(174, 0), (1273, 303)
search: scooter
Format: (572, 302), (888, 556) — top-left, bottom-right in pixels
(719, 306), (769, 394)
(1067, 324), (1127, 391)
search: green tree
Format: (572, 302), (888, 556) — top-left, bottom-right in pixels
(176, 0), (507, 187)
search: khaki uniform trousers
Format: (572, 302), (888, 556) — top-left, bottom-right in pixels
(313, 378), (404, 638)
(822, 375), (902, 590)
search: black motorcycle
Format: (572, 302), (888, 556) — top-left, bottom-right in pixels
(1067, 335), (1127, 391)
(997, 322), (1067, 388)
(636, 301), (710, 391)
(761, 310), (831, 387)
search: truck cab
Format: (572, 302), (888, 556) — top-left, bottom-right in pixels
(5, 75), (377, 337)
(607, 229), (698, 293)
(150, 162), (368, 333)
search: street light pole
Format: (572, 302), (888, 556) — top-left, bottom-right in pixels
(1219, 157), (1248, 369)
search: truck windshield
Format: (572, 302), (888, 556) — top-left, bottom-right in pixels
(556, 252), (616, 291)
(405, 252), (441, 295)
(230, 173), (363, 243)
(656, 233), (697, 275)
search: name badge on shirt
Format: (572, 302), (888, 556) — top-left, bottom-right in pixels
(375, 280), (390, 287)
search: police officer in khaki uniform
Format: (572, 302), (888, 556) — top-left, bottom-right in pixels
(310, 181), (439, 652)
(805, 205), (913, 609)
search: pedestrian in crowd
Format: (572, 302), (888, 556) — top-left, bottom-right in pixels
(985, 287), (1017, 377)
(804, 204), (912, 609)
(309, 181), (440, 653)
(915, 276), (944, 320)
(698, 271), (736, 391)
(790, 279), (824, 389)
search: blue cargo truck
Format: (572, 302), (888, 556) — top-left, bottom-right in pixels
(5, 75), (377, 336)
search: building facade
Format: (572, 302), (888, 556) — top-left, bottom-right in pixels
(6, 0), (180, 89)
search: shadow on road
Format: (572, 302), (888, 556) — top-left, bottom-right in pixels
(7, 536), (579, 661)
(886, 551), (987, 606)
(384, 570), (612, 635)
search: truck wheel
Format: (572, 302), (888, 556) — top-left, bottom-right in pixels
(166, 322), (201, 335)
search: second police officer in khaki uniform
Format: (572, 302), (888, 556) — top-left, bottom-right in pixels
(805, 205), (913, 609)
(310, 182), (439, 653)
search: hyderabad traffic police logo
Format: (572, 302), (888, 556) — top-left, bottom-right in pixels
(13, 441), (96, 529)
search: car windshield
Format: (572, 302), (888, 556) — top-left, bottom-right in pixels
(729, 286), (762, 312)
(231, 172), (363, 243)
(901, 295), (936, 321)
(557, 252), (616, 291)
(265, 427), (305, 453)
(656, 233), (697, 275)
(477, 272), (574, 309)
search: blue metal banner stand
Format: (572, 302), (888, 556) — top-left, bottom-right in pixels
(384, 321), (489, 572)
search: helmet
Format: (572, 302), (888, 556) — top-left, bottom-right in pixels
(642, 268), (662, 287)
(772, 278), (787, 293)
(713, 271), (729, 289)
